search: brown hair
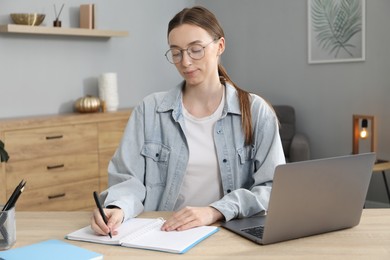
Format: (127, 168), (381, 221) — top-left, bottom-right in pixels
(168, 6), (253, 145)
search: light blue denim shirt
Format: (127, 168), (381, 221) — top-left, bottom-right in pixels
(102, 82), (285, 222)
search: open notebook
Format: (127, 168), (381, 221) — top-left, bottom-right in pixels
(66, 217), (218, 254)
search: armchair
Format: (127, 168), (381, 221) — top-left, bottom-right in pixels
(273, 105), (310, 162)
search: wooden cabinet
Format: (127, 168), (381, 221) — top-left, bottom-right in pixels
(98, 119), (128, 191)
(0, 110), (131, 211)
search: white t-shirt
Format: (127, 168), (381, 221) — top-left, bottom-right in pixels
(174, 91), (225, 210)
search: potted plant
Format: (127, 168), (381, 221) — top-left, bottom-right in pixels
(0, 140), (9, 162)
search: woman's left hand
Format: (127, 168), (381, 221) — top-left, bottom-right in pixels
(161, 206), (223, 231)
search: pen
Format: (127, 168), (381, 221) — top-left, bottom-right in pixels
(2, 180), (26, 211)
(93, 191), (112, 238)
(0, 180), (26, 237)
(8, 184), (26, 209)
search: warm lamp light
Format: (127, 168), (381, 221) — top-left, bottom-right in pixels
(352, 115), (375, 154)
(360, 119), (368, 139)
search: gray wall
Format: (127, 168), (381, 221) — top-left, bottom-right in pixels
(202, 0), (390, 160)
(0, 0), (191, 118)
(200, 0), (390, 205)
(1, 1), (389, 204)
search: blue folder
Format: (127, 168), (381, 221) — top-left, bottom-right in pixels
(0, 239), (103, 260)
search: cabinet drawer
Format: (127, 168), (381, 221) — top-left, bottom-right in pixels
(99, 147), (116, 177)
(100, 177), (108, 192)
(6, 152), (98, 193)
(98, 120), (127, 149)
(98, 119), (126, 192)
(98, 147), (116, 192)
(15, 178), (99, 211)
(4, 124), (98, 161)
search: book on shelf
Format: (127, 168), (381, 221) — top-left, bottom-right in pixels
(66, 217), (219, 254)
(80, 4), (95, 29)
(0, 239), (103, 260)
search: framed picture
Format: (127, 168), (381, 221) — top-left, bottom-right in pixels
(308, 0), (365, 64)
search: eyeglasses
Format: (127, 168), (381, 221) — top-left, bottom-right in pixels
(165, 39), (217, 64)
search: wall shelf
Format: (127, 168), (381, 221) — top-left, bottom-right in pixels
(0, 24), (128, 38)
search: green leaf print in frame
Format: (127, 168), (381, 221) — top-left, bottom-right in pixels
(308, 0), (365, 64)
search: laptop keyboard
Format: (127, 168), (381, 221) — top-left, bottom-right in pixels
(241, 226), (264, 239)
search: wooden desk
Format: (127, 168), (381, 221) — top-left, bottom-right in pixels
(11, 209), (390, 259)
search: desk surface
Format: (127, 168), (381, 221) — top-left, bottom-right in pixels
(13, 209), (390, 259)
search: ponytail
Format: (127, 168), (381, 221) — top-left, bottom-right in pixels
(218, 64), (253, 145)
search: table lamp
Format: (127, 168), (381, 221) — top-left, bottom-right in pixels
(352, 115), (375, 154)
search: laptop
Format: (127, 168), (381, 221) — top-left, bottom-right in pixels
(221, 153), (376, 245)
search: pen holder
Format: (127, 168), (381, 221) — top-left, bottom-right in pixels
(0, 206), (16, 250)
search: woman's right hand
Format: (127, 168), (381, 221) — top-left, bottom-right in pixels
(91, 207), (124, 236)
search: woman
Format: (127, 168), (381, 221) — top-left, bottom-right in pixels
(92, 6), (285, 236)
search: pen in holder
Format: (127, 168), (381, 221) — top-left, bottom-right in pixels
(0, 180), (26, 250)
(0, 206), (16, 250)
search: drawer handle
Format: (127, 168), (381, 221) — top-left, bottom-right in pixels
(48, 193), (66, 200)
(46, 164), (65, 170)
(46, 135), (63, 140)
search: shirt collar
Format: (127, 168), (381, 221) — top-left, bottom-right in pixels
(156, 81), (242, 119)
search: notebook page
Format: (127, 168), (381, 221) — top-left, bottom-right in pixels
(121, 224), (219, 254)
(121, 218), (165, 242)
(66, 218), (157, 245)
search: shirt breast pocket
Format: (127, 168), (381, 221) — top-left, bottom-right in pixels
(141, 142), (170, 186)
(237, 145), (255, 165)
(236, 145), (257, 187)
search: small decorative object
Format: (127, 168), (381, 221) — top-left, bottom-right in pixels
(74, 95), (101, 113)
(53, 4), (64, 27)
(352, 114), (375, 154)
(10, 13), (45, 26)
(99, 73), (119, 112)
(0, 140), (9, 163)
